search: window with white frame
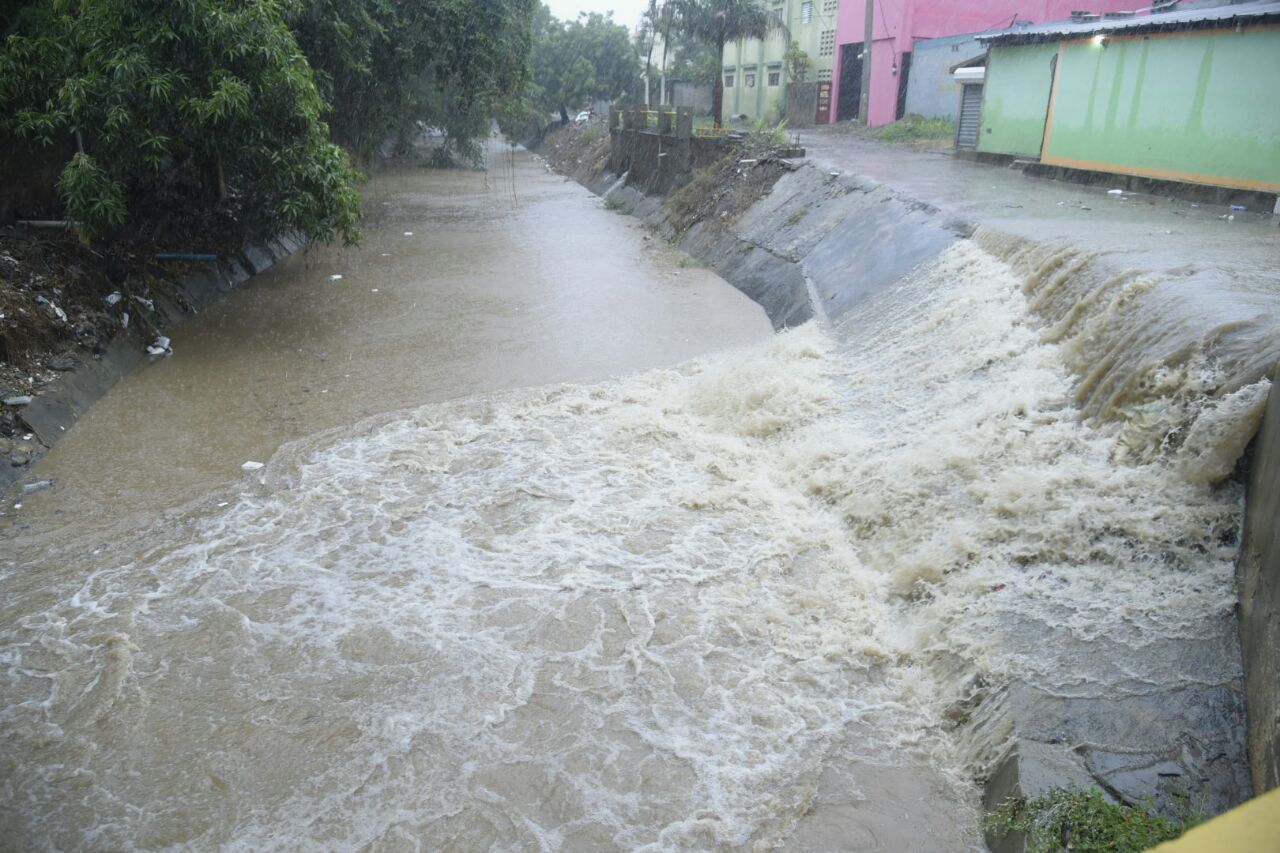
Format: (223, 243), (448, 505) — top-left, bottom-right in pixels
(801, 1), (813, 24)
(724, 71), (735, 88)
(768, 69), (781, 86)
(745, 72), (756, 88)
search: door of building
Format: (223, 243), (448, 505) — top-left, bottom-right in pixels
(956, 83), (983, 150)
(837, 43), (863, 120)
(815, 81), (832, 124)
(895, 51), (912, 120)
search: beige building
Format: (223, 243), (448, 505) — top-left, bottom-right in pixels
(721, 0), (840, 122)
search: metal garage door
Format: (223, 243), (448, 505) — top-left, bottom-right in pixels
(957, 84), (983, 150)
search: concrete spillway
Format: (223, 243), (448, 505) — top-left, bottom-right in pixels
(567, 126), (1280, 847)
(1, 130), (1277, 850)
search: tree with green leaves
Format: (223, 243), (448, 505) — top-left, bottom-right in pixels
(669, 0), (786, 126)
(637, 0), (714, 105)
(784, 40), (812, 84)
(529, 5), (640, 124)
(0, 0), (363, 243)
(0, 1), (538, 244)
(637, 16), (717, 96)
(291, 0), (535, 164)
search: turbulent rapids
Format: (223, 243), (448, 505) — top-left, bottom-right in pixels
(0, 157), (1271, 850)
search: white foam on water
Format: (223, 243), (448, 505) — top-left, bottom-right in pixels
(0, 240), (1263, 851)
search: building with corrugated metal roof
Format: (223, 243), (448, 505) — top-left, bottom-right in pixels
(967, 1), (1280, 194)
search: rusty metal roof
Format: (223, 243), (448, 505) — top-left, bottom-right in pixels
(977, 1), (1280, 45)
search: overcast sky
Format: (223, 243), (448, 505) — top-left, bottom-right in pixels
(544, 0), (651, 29)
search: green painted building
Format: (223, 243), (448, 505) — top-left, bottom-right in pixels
(722, 0), (840, 122)
(974, 3), (1280, 194)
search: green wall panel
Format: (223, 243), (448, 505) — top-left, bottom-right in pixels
(1043, 28), (1280, 190)
(977, 43), (1059, 156)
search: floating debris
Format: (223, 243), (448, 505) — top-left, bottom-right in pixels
(241, 461), (265, 471)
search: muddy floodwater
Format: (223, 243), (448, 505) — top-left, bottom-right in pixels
(3, 141), (1263, 851)
(4, 149), (770, 541)
(2, 147), (984, 850)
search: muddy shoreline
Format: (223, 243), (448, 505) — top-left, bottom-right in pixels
(0, 233), (304, 492)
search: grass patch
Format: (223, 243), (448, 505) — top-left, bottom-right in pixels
(677, 255), (705, 269)
(875, 115), (954, 144)
(663, 153), (736, 233)
(983, 788), (1204, 853)
(604, 196), (632, 215)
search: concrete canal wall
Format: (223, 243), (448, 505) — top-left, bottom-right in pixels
(1240, 363), (1280, 795)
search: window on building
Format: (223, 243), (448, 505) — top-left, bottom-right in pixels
(745, 72), (756, 88)
(768, 69), (781, 86)
(771, 5), (784, 26)
(724, 72), (735, 88)
(801, 1), (813, 24)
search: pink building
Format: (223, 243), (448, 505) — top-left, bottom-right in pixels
(831, 0), (1143, 126)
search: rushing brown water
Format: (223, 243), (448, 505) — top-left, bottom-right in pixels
(2, 142), (1270, 851)
(2, 146), (986, 851)
(3, 148), (770, 541)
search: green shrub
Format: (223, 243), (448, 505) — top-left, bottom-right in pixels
(742, 116), (788, 158)
(56, 153), (126, 239)
(983, 787), (1204, 853)
(604, 195), (632, 214)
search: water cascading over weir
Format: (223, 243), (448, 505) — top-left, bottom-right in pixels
(2, 125), (1277, 849)
(553, 120), (1280, 846)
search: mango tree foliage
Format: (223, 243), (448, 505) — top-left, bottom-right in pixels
(0, 0), (362, 243)
(636, 5), (717, 92)
(290, 0), (535, 163)
(530, 5), (641, 124)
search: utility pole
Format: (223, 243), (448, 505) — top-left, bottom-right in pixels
(859, 0), (874, 124)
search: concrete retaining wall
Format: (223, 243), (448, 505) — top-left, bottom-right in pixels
(607, 128), (732, 197)
(1240, 367), (1280, 794)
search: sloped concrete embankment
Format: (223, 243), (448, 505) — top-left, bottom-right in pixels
(543, 131), (1272, 848)
(1240, 364), (1280, 795)
(2, 234), (304, 493)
